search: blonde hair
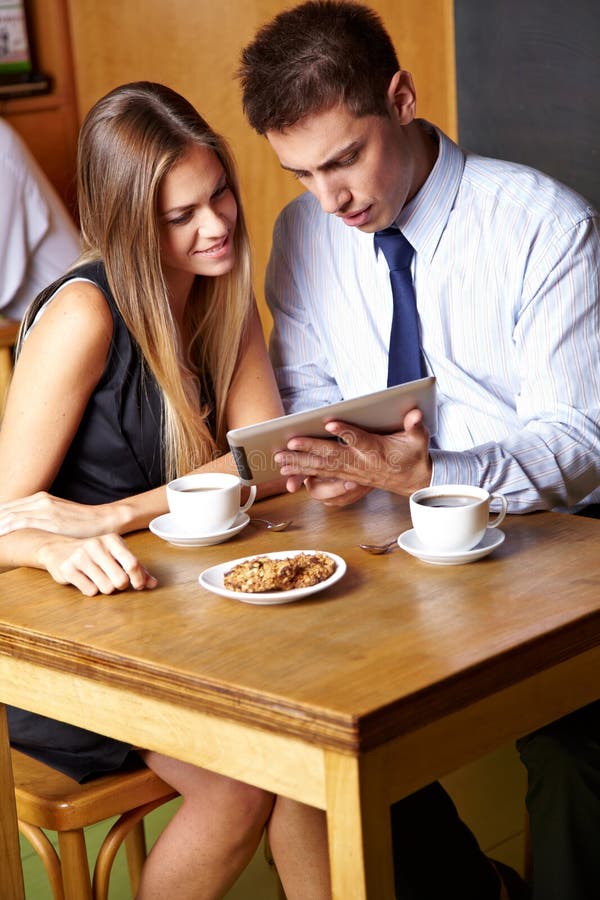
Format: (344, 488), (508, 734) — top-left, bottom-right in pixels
(24, 82), (253, 481)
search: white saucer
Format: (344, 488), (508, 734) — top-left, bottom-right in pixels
(149, 512), (250, 547)
(199, 550), (346, 605)
(397, 528), (505, 565)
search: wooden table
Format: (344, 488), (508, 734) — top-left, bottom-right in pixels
(1, 490), (599, 898)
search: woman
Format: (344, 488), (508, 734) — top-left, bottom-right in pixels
(0, 82), (330, 899)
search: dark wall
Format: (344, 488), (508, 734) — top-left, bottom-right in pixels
(454, 0), (599, 209)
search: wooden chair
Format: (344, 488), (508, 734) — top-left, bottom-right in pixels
(13, 748), (178, 900)
(0, 317), (20, 415)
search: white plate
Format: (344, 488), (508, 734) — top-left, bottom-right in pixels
(198, 550), (347, 605)
(397, 528), (505, 565)
(149, 512), (250, 547)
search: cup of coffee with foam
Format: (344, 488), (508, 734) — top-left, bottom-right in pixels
(166, 473), (257, 534)
(409, 484), (507, 553)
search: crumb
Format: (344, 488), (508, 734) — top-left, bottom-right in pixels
(224, 552), (336, 593)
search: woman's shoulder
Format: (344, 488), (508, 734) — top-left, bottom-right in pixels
(48, 260), (114, 307)
(27, 261), (119, 335)
(26, 279), (114, 367)
(13, 275), (114, 406)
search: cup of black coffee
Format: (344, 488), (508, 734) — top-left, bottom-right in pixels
(409, 485), (507, 553)
(166, 473), (257, 533)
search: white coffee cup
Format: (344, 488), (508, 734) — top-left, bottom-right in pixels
(166, 473), (257, 534)
(409, 484), (507, 553)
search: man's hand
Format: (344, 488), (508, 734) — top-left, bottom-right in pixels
(274, 407), (432, 504)
(284, 474), (371, 507)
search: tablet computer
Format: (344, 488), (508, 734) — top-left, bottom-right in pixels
(227, 375), (437, 485)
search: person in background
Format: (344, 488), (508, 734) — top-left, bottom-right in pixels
(238, 2), (600, 899)
(0, 117), (79, 320)
(0, 82), (331, 900)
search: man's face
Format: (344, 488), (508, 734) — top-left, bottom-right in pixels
(266, 73), (422, 232)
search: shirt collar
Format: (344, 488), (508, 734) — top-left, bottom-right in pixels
(393, 121), (465, 264)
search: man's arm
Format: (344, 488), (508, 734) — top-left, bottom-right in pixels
(272, 212), (600, 511)
(430, 214), (600, 512)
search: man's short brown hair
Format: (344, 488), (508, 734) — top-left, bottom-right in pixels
(238, 0), (400, 134)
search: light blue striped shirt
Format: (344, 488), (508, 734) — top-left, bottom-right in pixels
(266, 124), (600, 513)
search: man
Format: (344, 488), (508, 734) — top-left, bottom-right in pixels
(239, 2), (600, 899)
(0, 118), (79, 320)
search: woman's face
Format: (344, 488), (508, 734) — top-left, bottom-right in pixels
(158, 145), (238, 287)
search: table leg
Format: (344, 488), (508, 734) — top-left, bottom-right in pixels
(0, 704), (25, 899)
(324, 749), (394, 899)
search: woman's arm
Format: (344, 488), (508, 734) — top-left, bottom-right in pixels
(0, 281), (156, 593)
(226, 305), (284, 428)
(100, 304), (285, 529)
(1, 280), (113, 498)
(0, 303), (286, 543)
(115, 304), (286, 527)
(223, 304), (287, 500)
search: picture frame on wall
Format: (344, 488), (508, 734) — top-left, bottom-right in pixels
(0, 0), (50, 97)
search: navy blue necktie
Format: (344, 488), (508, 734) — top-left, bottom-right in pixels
(375, 227), (424, 386)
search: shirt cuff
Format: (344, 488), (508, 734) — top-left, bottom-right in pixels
(430, 448), (481, 487)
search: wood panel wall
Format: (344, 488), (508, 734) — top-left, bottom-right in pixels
(0, 1), (456, 329)
(64, 0), (457, 329)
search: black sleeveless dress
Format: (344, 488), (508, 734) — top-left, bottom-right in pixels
(8, 261), (168, 781)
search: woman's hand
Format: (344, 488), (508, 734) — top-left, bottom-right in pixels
(37, 533), (158, 597)
(274, 408), (433, 501)
(303, 478), (372, 507)
(0, 492), (119, 538)
(284, 473), (372, 507)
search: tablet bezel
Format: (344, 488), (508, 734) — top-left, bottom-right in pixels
(226, 376), (437, 485)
